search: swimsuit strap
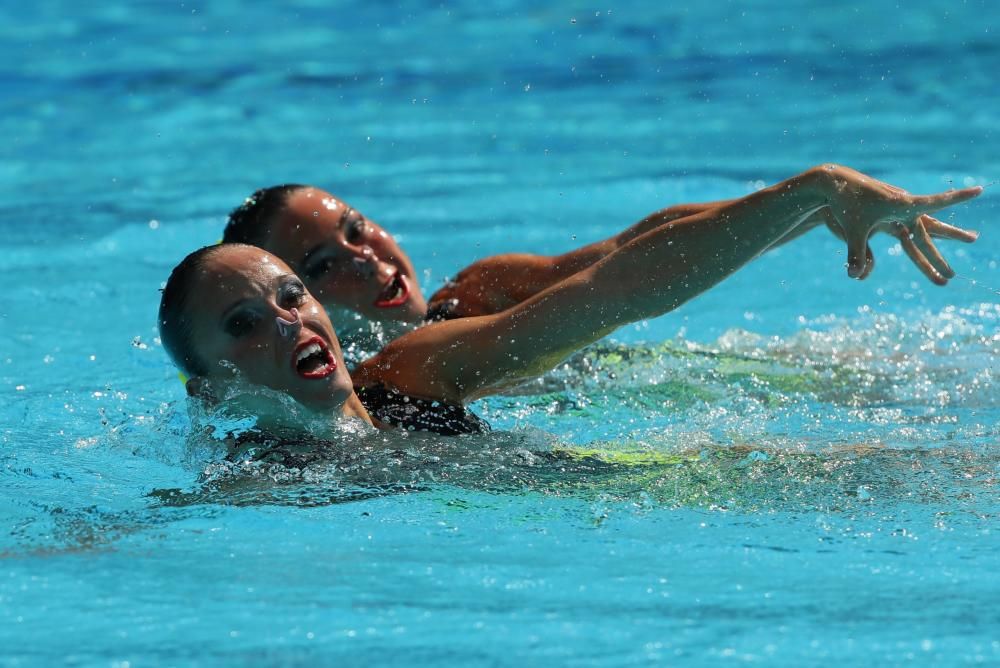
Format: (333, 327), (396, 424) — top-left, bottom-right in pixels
(424, 298), (461, 322)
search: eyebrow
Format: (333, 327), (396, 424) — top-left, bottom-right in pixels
(217, 273), (298, 324)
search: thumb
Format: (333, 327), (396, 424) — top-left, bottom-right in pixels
(844, 219), (874, 279)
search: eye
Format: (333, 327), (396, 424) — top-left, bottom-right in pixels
(344, 213), (368, 244)
(224, 310), (261, 338)
(279, 279), (308, 308)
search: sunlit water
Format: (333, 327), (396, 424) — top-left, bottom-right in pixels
(2, 2), (998, 665)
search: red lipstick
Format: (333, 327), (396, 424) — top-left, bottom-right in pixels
(292, 336), (337, 379)
(374, 272), (410, 308)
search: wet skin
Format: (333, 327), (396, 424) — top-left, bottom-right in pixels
(261, 188), (428, 325)
(182, 167), (980, 430)
(185, 245), (369, 419)
(252, 175), (981, 332)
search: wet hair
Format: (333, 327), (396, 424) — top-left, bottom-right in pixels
(223, 184), (306, 246)
(158, 243), (238, 377)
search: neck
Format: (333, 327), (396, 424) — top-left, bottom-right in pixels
(247, 390), (375, 439)
(341, 391), (373, 425)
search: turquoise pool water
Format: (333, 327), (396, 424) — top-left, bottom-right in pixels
(2, 2), (998, 665)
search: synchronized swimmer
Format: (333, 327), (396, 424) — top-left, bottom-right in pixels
(159, 165), (981, 448)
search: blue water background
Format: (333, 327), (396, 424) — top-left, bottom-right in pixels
(1, 1), (998, 665)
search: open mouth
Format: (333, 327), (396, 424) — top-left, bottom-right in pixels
(292, 336), (337, 379)
(374, 272), (410, 308)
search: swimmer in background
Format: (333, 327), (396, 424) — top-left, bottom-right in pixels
(161, 165), (982, 447)
(221, 169), (978, 337)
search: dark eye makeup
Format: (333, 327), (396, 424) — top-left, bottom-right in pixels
(222, 277), (307, 338)
(344, 211), (368, 243)
(279, 278), (307, 308)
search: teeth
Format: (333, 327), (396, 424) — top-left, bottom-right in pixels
(296, 342), (321, 364)
(380, 277), (404, 302)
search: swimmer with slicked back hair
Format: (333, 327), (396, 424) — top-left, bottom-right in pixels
(222, 169), (979, 334)
(166, 166), (981, 448)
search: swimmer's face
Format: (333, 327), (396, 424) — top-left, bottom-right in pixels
(261, 188), (427, 324)
(187, 245), (355, 413)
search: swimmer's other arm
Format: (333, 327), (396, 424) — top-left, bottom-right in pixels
(426, 196), (840, 318)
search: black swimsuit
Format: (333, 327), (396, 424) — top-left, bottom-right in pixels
(355, 384), (489, 435)
(229, 385), (488, 468)
(424, 298), (461, 322)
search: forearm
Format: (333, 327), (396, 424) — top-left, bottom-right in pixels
(543, 199), (744, 278)
(568, 197), (832, 264)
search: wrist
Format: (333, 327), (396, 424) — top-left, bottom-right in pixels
(801, 164), (843, 205)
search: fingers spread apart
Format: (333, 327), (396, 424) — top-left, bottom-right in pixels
(895, 222), (948, 286)
(920, 214), (979, 243)
(912, 218), (955, 279)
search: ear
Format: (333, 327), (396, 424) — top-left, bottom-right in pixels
(185, 376), (218, 405)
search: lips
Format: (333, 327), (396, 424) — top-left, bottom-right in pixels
(374, 272), (410, 308)
(292, 336), (337, 379)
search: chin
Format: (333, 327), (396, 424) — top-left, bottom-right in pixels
(297, 377), (354, 414)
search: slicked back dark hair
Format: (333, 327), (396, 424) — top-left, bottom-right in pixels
(223, 184), (306, 246)
(158, 243), (245, 377)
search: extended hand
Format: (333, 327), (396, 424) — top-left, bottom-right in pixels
(818, 165), (982, 285)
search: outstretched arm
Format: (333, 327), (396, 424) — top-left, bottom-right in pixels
(427, 197), (842, 318)
(359, 166), (980, 403)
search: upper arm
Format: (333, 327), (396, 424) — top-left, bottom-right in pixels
(426, 254), (560, 318)
(353, 315), (515, 403)
(355, 271), (620, 404)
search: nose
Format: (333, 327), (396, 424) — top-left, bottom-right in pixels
(350, 246), (375, 278)
(276, 307), (301, 339)
(352, 246), (393, 280)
